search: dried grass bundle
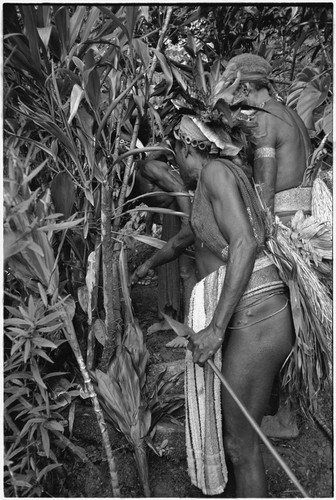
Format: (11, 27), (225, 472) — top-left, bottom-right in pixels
(265, 220), (332, 415)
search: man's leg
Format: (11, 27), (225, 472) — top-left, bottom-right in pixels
(221, 296), (294, 497)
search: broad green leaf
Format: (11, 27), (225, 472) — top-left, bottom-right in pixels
(37, 26), (52, 50)
(33, 338), (58, 349)
(4, 233), (30, 261)
(80, 7), (100, 43)
(63, 296), (76, 321)
(69, 6), (86, 47)
(152, 49), (173, 96)
(72, 56), (85, 73)
(171, 65), (189, 92)
(54, 6), (70, 60)
(77, 285), (89, 313)
(85, 67), (100, 109)
(68, 84), (84, 125)
(50, 171), (76, 218)
(76, 128), (95, 173)
(107, 68), (122, 101)
(125, 5), (138, 40)
(133, 94), (145, 115)
(297, 84), (322, 130)
(161, 313), (195, 338)
(133, 38), (150, 68)
(98, 6), (129, 40)
(20, 6), (42, 73)
(94, 319), (107, 346)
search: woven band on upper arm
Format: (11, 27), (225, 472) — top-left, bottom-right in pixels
(255, 147), (276, 159)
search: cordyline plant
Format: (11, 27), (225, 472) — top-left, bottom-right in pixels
(4, 137), (121, 496)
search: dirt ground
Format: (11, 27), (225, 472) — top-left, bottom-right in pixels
(53, 247), (333, 498)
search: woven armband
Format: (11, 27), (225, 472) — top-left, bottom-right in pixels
(255, 147), (276, 159)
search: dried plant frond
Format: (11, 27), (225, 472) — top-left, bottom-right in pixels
(265, 218), (332, 415)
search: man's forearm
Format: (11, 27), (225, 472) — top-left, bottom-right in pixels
(147, 226), (194, 270)
(211, 237), (257, 334)
(254, 156), (277, 213)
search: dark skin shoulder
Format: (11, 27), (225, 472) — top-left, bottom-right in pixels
(250, 99), (312, 211)
(134, 160), (191, 218)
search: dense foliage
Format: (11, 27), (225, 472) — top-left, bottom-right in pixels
(3, 4), (332, 497)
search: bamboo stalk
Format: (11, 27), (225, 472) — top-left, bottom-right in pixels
(86, 237), (101, 370)
(208, 359), (309, 498)
(100, 159), (116, 371)
(60, 306), (121, 497)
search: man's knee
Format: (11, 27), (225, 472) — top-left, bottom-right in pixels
(224, 431), (259, 467)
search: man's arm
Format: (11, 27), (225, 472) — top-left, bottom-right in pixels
(130, 224), (195, 285)
(140, 160), (191, 222)
(252, 113), (278, 213)
(190, 162), (257, 365)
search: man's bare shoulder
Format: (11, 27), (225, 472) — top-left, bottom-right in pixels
(201, 159), (235, 192)
(139, 159), (170, 178)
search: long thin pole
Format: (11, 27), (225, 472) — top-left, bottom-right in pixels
(207, 359), (308, 498)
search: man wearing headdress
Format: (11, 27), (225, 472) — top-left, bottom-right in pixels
(219, 53), (314, 438)
(219, 53), (312, 224)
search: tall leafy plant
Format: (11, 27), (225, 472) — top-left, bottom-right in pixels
(3, 137), (121, 496)
(4, 4), (177, 368)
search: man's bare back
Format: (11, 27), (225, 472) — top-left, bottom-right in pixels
(250, 98), (312, 193)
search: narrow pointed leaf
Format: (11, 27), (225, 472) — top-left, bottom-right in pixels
(152, 49), (173, 96)
(131, 234), (166, 249)
(133, 38), (150, 68)
(161, 313), (195, 338)
(69, 6), (86, 47)
(125, 5), (138, 39)
(68, 84), (84, 125)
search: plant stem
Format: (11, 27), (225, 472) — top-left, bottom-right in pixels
(112, 112), (141, 235)
(148, 7), (173, 84)
(60, 305), (121, 497)
(86, 235), (101, 370)
(134, 441), (151, 497)
(100, 166), (116, 371)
